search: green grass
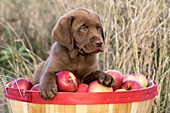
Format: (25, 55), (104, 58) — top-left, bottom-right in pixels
(0, 0), (170, 113)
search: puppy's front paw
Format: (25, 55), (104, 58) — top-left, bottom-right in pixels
(39, 82), (58, 100)
(98, 73), (116, 87)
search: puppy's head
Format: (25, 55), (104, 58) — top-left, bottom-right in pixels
(52, 8), (104, 54)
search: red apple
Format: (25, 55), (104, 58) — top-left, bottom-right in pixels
(123, 74), (138, 82)
(88, 80), (113, 92)
(105, 70), (123, 90)
(11, 78), (33, 90)
(122, 80), (144, 90)
(56, 71), (78, 92)
(30, 84), (39, 91)
(131, 73), (148, 87)
(76, 83), (89, 92)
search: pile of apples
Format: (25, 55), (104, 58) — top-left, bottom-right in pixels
(10, 70), (150, 93)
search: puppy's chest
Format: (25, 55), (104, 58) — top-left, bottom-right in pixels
(70, 55), (95, 71)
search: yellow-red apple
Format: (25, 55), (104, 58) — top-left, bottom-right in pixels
(114, 88), (127, 92)
(88, 80), (113, 92)
(123, 74), (138, 82)
(105, 70), (123, 90)
(131, 73), (148, 87)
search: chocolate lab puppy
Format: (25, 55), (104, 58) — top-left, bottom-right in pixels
(33, 8), (116, 100)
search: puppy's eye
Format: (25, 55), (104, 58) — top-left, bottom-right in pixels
(97, 26), (102, 30)
(80, 26), (87, 32)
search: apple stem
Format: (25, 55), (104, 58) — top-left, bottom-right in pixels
(68, 77), (73, 82)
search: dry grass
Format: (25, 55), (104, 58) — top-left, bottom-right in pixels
(0, 0), (170, 113)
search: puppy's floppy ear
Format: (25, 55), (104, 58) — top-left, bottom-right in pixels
(101, 27), (105, 43)
(52, 16), (74, 50)
(95, 13), (105, 43)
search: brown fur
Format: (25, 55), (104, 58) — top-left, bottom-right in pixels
(33, 8), (116, 100)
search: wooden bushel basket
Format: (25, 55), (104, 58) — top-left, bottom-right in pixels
(2, 67), (158, 113)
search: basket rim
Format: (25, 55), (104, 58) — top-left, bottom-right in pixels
(3, 79), (158, 105)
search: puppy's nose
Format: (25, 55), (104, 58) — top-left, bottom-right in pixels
(95, 39), (103, 47)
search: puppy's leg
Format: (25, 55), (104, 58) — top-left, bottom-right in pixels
(83, 70), (116, 87)
(33, 61), (45, 85)
(33, 61), (57, 100)
(39, 71), (57, 100)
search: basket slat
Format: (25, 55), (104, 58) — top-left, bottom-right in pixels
(112, 102), (132, 113)
(76, 105), (87, 113)
(7, 98), (154, 113)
